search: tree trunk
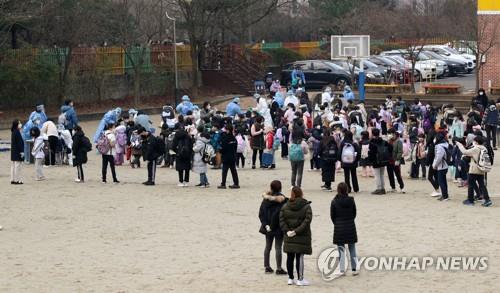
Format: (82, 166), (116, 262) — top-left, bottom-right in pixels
(411, 61), (416, 94)
(189, 41), (199, 96)
(59, 47), (73, 106)
(134, 67), (141, 107)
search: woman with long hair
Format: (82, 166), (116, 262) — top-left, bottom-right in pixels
(331, 182), (358, 277)
(279, 187), (312, 286)
(10, 119), (24, 184)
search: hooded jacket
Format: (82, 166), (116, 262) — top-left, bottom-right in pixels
(343, 86), (355, 101)
(192, 135), (210, 174)
(259, 193), (287, 237)
(60, 105), (78, 129)
(330, 195), (357, 245)
(432, 137), (449, 170)
(226, 101), (241, 117)
(279, 197), (312, 255)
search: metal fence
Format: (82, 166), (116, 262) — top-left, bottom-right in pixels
(0, 45), (193, 75)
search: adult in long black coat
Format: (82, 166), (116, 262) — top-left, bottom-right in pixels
(72, 126), (91, 183)
(10, 119), (24, 184)
(330, 182), (358, 275)
(172, 125), (193, 186)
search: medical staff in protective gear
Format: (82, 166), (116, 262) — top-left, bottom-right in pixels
(93, 107), (122, 143)
(176, 95), (194, 116)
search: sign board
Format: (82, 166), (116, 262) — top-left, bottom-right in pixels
(478, 0), (500, 14)
(330, 35), (370, 60)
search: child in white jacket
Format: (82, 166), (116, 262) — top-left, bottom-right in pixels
(31, 128), (46, 181)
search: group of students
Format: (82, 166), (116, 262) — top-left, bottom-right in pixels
(9, 87), (498, 209)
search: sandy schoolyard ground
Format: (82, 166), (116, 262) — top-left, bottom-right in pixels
(0, 120), (499, 292)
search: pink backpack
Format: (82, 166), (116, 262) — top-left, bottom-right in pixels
(236, 135), (246, 153)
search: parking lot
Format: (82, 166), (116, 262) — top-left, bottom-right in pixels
(415, 72), (476, 94)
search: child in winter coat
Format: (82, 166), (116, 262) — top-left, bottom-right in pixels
(192, 132), (211, 187)
(114, 125), (127, 165)
(30, 127), (45, 181)
(235, 129), (247, 168)
(359, 131), (373, 177)
(130, 129), (143, 168)
(264, 126), (276, 169)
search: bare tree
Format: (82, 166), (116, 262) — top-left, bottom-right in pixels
(111, 0), (164, 106)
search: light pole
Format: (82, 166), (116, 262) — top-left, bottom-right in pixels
(165, 11), (178, 105)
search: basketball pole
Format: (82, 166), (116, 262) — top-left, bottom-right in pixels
(359, 59), (366, 102)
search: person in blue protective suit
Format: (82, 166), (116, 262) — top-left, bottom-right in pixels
(135, 113), (155, 134)
(93, 107), (122, 143)
(291, 66), (306, 87)
(60, 99), (79, 132)
(29, 104), (47, 126)
(21, 114), (42, 163)
(226, 97), (242, 118)
(176, 95), (194, 116)
(343, 86), (355, 102)
(274, 92), (285, 109)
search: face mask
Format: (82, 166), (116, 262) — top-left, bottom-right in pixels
(18, 123), (22, 129)
(419, 138), (424, 142)
(388, 134), (394, 140)
(479, 92), (484, 96)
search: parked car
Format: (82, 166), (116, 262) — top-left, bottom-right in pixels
(330, 60), (385, 84)
(422, 50), (468, 75)
(368, 56), (406, 82)
(281, 60), (352, 90)
(380, 50), (438, 80)
(423, 45), (474, 73)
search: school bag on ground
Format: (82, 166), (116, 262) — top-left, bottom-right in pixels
(96, 133), (111, 155)
(289, 143), (304, 162)
(341, 143), (356, 164)
(476, 147), (492, 173)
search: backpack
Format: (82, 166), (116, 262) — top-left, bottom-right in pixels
(341, 143), (356, 164)
(443, 144), (453, 165)
(96, 133), (111, 155)
(349, 112), (364, 127)
(272, 134), (281, 150)
(177, 137), (192, 159)
(81, 136), (92, 153)
(375, 142), (390, 165)
(322, 141), (338, 161)
(289, 143), (304, 162)
(154, 136), (166, 157)
(116, 131), (127, 146)
(236, 135), (246, 153)
(202, 142), (216, 165)
(476, 147), (492, 173)
(356, 140), (367, 157)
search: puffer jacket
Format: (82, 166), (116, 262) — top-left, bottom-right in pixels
(330, 195), (357, 245)
(192, 136), (209, 174)
(279, 197), (313, 255)
(432, 141), (449, 170)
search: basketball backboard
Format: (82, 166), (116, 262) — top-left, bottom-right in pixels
(331, 35), (370, 59)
